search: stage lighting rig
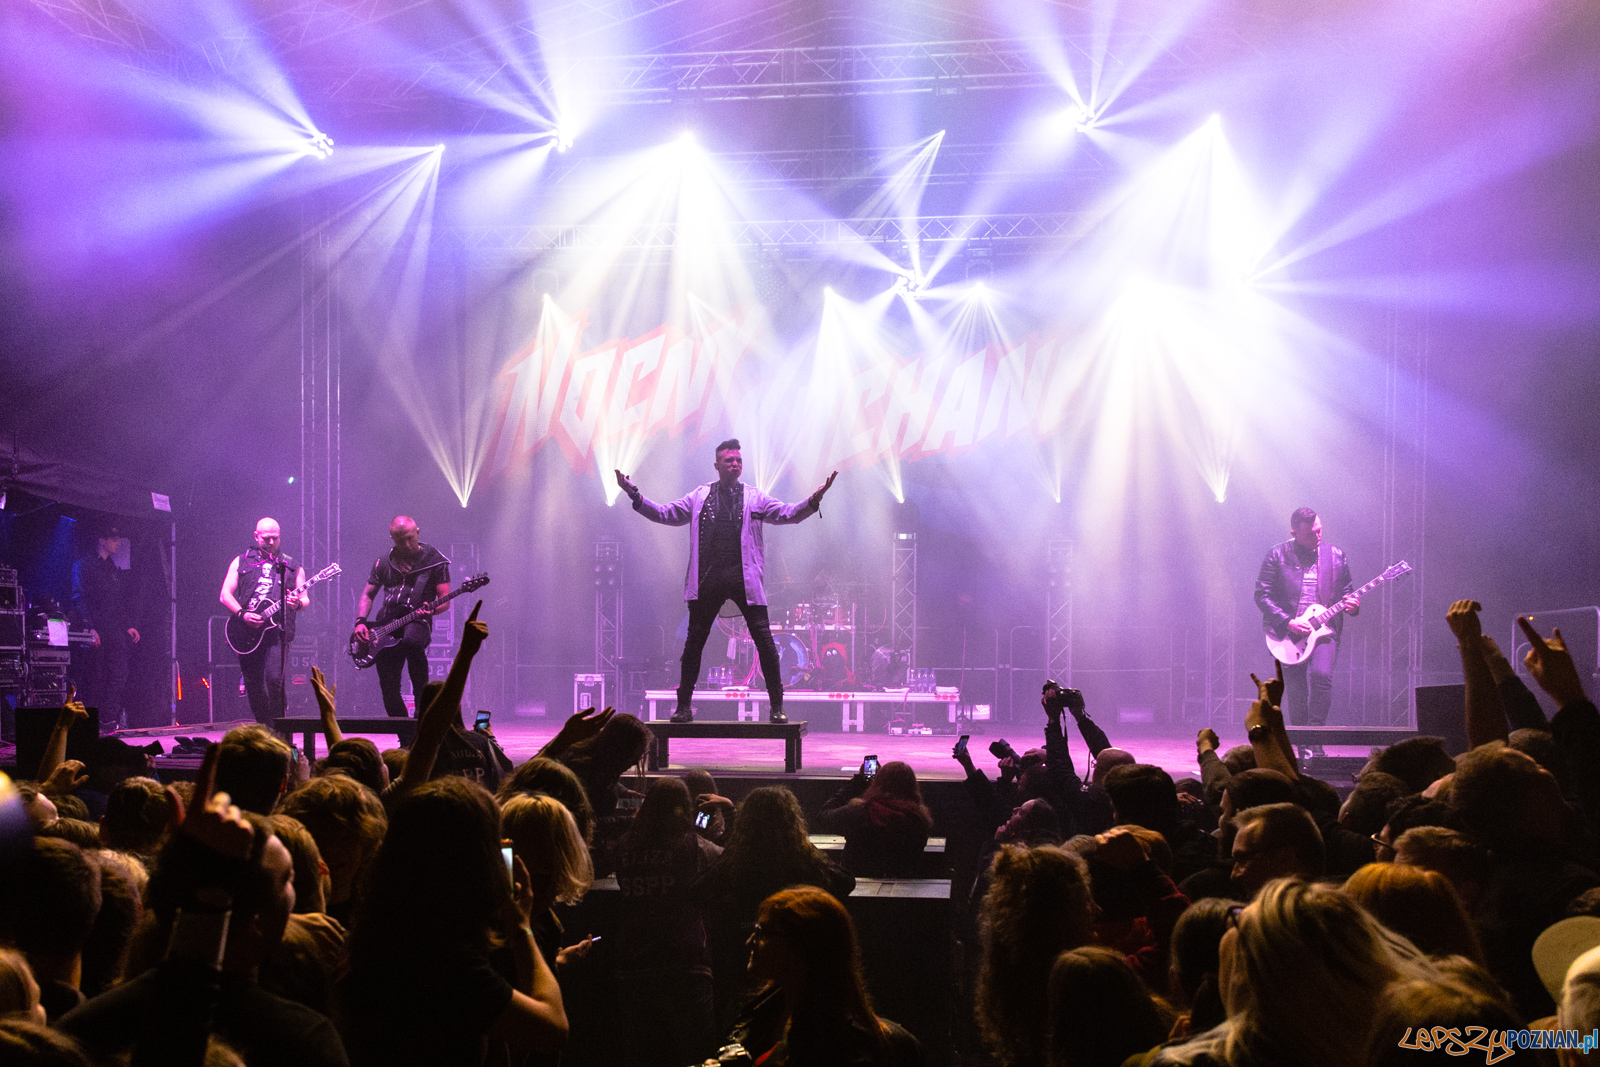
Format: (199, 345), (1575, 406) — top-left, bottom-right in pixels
(306, 132), (335, 159)
(553, 128), (574, 152)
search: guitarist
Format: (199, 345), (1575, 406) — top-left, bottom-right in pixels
(1254, 507), (1360, 727)
(219, 517), (309, 725)
(352, 515), (451, 729)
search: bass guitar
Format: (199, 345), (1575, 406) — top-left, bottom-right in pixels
(348, 573), (490, 670)
(1264, 560), (1412, 665)
(225, 563), (342, 655)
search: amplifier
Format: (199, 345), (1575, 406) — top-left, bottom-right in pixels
(0, 611), (22, 651)
(0, 654), (22, 690)
(0, 585), (20, 611)
(0, 566), (16, 585)
(29, 647), (70, 668)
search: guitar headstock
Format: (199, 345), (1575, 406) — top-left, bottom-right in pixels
(310, 562), (342, 583)
(1382, 561), (1413, 581)
(460, 573), (490, 593)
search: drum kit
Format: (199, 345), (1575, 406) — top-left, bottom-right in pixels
(712, 592), (857, 689)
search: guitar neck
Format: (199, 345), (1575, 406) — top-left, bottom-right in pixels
(376, 588), (466, 639)
(1317, 571), (1398, 625)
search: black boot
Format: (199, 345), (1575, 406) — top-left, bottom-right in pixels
(671, 706), (694, 724)
(769, 707), (787, 725)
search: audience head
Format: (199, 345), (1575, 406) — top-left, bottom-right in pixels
(1367, 966), (1522, 1067)
(0, 838), (101, 974)
(1221, 745), (1257, 776)
(79, 852), (141, 997)
(380, 748), (407, 786)
(1393, 826), (1490, 910)
(722, 786), (821, 876)
(215, 725), (293, 815)
(1452, 741), (1566, 848)
(1341, 862), (1484, 964)
(0, 949), (44, 1023)
(497, 757), (595, 843)
(1338, 771), (1410, 837)
(1221, 769), (1297, 821)
(318, 738), (388, 795)
(1375, 795), (1456, 860)
(1104, 764), (1179, 839)
(1293, 776), (1342, 824)
(148, 811), (294, 972)
(622, 776), (695, 848)
(1231, 803), (1324, 899)
(978, 845), (1095, 1067)
(353, 777), (508, 952)
(267, 814), (329, 915)
(995, 797), (1062, 847)
(36, 819), (100, 851)
(562, 713), (653, 786)
(1508, 727), (1563, 781)
(1168, 897), (1242, 1034)
(500, 793), (592, 910)
(684, 769), (718, 799)
(16, 782), (57, 830)
(1371, 736), (1457, 795)
(277, 773), (387, 911)
(747, 886), (881, 1059)
(1046, 946), (1169, 1067)
(1558, 945), (1600, 1067)
(0, 1019), (93, 1066)
(859, 760), (933, 829)
(97, 776), (171, 857)
(1224, 878), (1428, 1067)
(1090, 748), (1136, 787)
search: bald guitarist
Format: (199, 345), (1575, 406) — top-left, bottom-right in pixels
(353, 516), (451, 726)
(220, 518), (309, 725)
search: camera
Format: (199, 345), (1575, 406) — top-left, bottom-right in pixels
(990, 738), (1019, 762)
(1042, 679), (1085, 714)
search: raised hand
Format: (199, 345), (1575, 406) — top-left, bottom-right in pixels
(809, 471), (838, 507)
(1196, 727), (1220, 757)
(462, 600), (488, 647)
(1518, 616), (1588, 709)
(614, 469), (640, 500)
(179, 744), (255, 861)
(1446, 600), (1484, 644)
(1250, 661), (1285, 709)
(42, 759), (88, 795)
(311, 666), (337, 718)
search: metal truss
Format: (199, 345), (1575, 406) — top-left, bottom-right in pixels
(1046, 540), (1073, 686)
(594, 538), (623, 699)
(298, 200), (342, 695)
(1378, 298), (1429, 727)
(1204, 580), (1237, 726)
(434, 211), (1096, 255)
(891, 533), (918, 666)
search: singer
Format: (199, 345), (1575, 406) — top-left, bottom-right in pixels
(220, 517), (309, 725)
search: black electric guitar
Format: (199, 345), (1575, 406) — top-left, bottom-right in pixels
(225, 563), (342, 655)
(1264, 560), (1412, 665)
(348, 573), (490, 670)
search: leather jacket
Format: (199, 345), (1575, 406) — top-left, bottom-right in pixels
(1254, 540), (1353, 638)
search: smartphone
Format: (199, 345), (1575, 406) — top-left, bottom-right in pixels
(502, 845), (514, 875)
(954, 734), (970, 759)
(695, 810), (711, 829)
(863, 754), (879, 779)
(474, 709), (491, 732)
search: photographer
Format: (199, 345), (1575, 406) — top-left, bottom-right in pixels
(816, 758), (934, 878)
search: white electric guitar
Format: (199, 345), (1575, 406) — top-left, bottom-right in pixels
(1264, 560), (1413, 665)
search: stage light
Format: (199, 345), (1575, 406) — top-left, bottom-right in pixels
(305, 132), (334, 159)
(678, 130), (696, 146)
(287, 476), (295, 484)
(553, 128), (574, 152)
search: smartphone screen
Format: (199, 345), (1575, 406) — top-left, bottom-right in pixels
(502, 845), (514, 875)
(954, 734), (970, 758)
(863, 755), (879, 778)
(695, 810), (710, 829)
(474, 709), (491, 731)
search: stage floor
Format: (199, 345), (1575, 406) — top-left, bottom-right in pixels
(113, 717), (1378, 784)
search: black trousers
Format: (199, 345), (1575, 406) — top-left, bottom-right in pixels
(79, 631), (133, 724)
(376, 622), (432, 723)
(678, 578), (784, 712)
(1283, 636), (1339, 726)
(238, 630), (286, 727)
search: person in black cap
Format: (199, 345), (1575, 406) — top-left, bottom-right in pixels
(71, 526), (140, 727)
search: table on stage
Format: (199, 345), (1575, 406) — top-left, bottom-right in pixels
(643, 687), (961, 732)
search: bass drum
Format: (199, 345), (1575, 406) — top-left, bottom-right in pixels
(757, 632), (811, 687)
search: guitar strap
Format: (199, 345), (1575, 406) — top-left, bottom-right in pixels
(1317, 544), (1334, 611)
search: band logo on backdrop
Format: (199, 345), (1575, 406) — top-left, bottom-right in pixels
(485, 310), (1079, 477)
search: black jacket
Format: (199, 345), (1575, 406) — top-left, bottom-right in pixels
(1253, 540), (1354, 639)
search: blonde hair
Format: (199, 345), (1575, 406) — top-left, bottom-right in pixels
(1227, 878), (1435, 1067)
(500, 794), (593, 906)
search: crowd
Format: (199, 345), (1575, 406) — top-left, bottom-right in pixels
(4, 598), (1600, 1067)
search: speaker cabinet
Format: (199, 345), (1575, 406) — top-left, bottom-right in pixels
(1414, 683), (1469, 756)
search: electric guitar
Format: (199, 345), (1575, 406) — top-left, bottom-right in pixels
(347, 573), (490, 670)
(225, 563), (342, 655)
(1264, 560), (1412, 665)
